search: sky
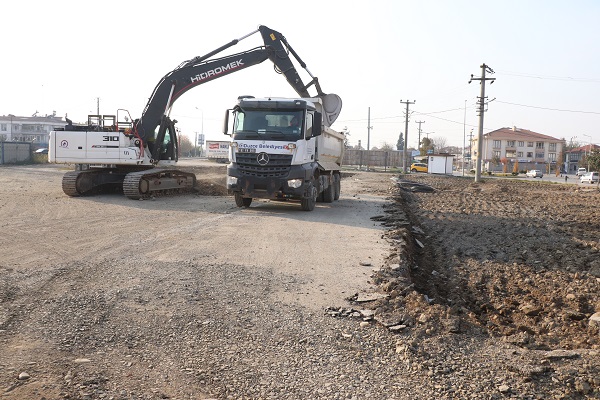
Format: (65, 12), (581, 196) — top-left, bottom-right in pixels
(3, 0), (600, 150)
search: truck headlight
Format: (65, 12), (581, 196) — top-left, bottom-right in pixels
(287, 178), (303, 188)
(227, 176), (238, 185)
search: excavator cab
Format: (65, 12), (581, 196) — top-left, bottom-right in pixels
(150, 116), (179, 163)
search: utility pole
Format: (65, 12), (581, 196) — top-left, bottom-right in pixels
(416, 120), (425, 154)
(96, 97), (100, 116)
(400, 100), (416, 173)
(468, 128), (474, 170)
(469, 64), (495, 182)
(367, 107), (372, 151)
(462, 99), (467, 176)
(366, 107), (373, 171)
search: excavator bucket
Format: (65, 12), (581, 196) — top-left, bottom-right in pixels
(319, 93), (343, 127)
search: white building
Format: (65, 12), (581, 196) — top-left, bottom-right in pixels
(427, 153), (455, 174)
(0, 112), (66, 146)
(472, 126), (565, 172)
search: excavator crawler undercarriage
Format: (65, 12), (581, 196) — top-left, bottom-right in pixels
(61, 168), (196, 199)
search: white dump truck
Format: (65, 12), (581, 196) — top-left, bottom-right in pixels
(223, 96), (345, 211)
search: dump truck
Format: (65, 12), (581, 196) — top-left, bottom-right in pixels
(223, 95), (344, 211)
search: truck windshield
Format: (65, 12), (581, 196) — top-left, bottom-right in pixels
(233, 110), (304, 140)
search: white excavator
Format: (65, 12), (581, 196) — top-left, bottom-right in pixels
(49, 25), (342, 199)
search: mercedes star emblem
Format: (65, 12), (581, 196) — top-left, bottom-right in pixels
(257, 152), (269, 165)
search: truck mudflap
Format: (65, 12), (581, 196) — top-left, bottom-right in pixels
(317, 161), (341, 171)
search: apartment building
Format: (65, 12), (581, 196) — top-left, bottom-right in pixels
(0, 112), (66, 146)
(472, 126), (565, 172)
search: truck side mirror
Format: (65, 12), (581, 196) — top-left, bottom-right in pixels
(310, 112), (322, 139)
(222, 110), (230, 135)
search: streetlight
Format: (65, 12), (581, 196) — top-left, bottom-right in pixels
(195, 107), (204, 157)
(583, 134), (592, 161)
(463, 99), (466, 176)
(8, 114), (14, 139)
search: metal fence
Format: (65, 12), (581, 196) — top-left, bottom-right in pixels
(0, 142), (32, 164)
(342, 149), (406, 170)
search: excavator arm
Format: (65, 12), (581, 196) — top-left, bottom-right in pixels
(133, 25), (341, 160)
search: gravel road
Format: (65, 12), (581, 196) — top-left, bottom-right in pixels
(0, 161), (598, 399)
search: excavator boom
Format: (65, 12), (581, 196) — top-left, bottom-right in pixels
(134, 25), (341, 145)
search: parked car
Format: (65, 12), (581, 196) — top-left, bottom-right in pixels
(576, 168), (587, 176)
(526, 169), (543, 178)
(35, 148), (48, 154)
(410, 162), (428, 173)
(579, 171), (599, 184)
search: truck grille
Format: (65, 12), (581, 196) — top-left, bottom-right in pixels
(236, 153), (292, 178)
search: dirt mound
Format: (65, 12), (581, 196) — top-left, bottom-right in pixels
(184, 163), (229, 196)
(194, 176), (228, 196)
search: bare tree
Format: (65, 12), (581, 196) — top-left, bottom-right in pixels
(178, 135), (194, 156)
(380, 142), (394, 151)
(342, 127), (351, 148)
(432, 136), (447, 152)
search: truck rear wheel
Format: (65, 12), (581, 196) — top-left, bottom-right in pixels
(323, 180), (334, 203)
(234, 192), (252, 208)
(334, 174), (341, 200)
(301, 184), (317, 211)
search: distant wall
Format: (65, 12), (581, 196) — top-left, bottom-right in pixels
(343, 149), (407, 169)
(0, 142), (32, 164)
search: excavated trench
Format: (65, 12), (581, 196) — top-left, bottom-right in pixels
(364, 175), (600, 352)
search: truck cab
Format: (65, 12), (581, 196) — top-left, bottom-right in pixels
(224, 97), (344, 211)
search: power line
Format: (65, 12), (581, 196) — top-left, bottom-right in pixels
(495, 100), (600, 115)
(496, 70), (600, 83)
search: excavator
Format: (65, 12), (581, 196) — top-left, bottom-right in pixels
(49, 25), (342, 199)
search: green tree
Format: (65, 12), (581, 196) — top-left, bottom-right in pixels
(421, 137), (433, 155)
(588, 149), (600, 172)
(396, 132), (404, 151)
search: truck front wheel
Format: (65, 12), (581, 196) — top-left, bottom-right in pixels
(301, 184), (317, 211)
(234, 192), (252, 208)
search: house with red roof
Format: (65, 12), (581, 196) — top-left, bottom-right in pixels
(471, 126), (565, 173)
(565, 144), (600, 173)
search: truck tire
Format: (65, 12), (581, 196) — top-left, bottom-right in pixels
(234, 192), (252, 208)
(301, 183), (317, 211)
(334, 174), (341, 201)
(323, 179), (334, 203)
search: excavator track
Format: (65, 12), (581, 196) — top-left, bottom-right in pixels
(122, 168), (197, 199)
(61, 170), (124, 197)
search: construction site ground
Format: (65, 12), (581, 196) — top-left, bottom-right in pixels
(0, 159), (599, 399)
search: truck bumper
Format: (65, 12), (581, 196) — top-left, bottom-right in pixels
(227, 163), (313, 199)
